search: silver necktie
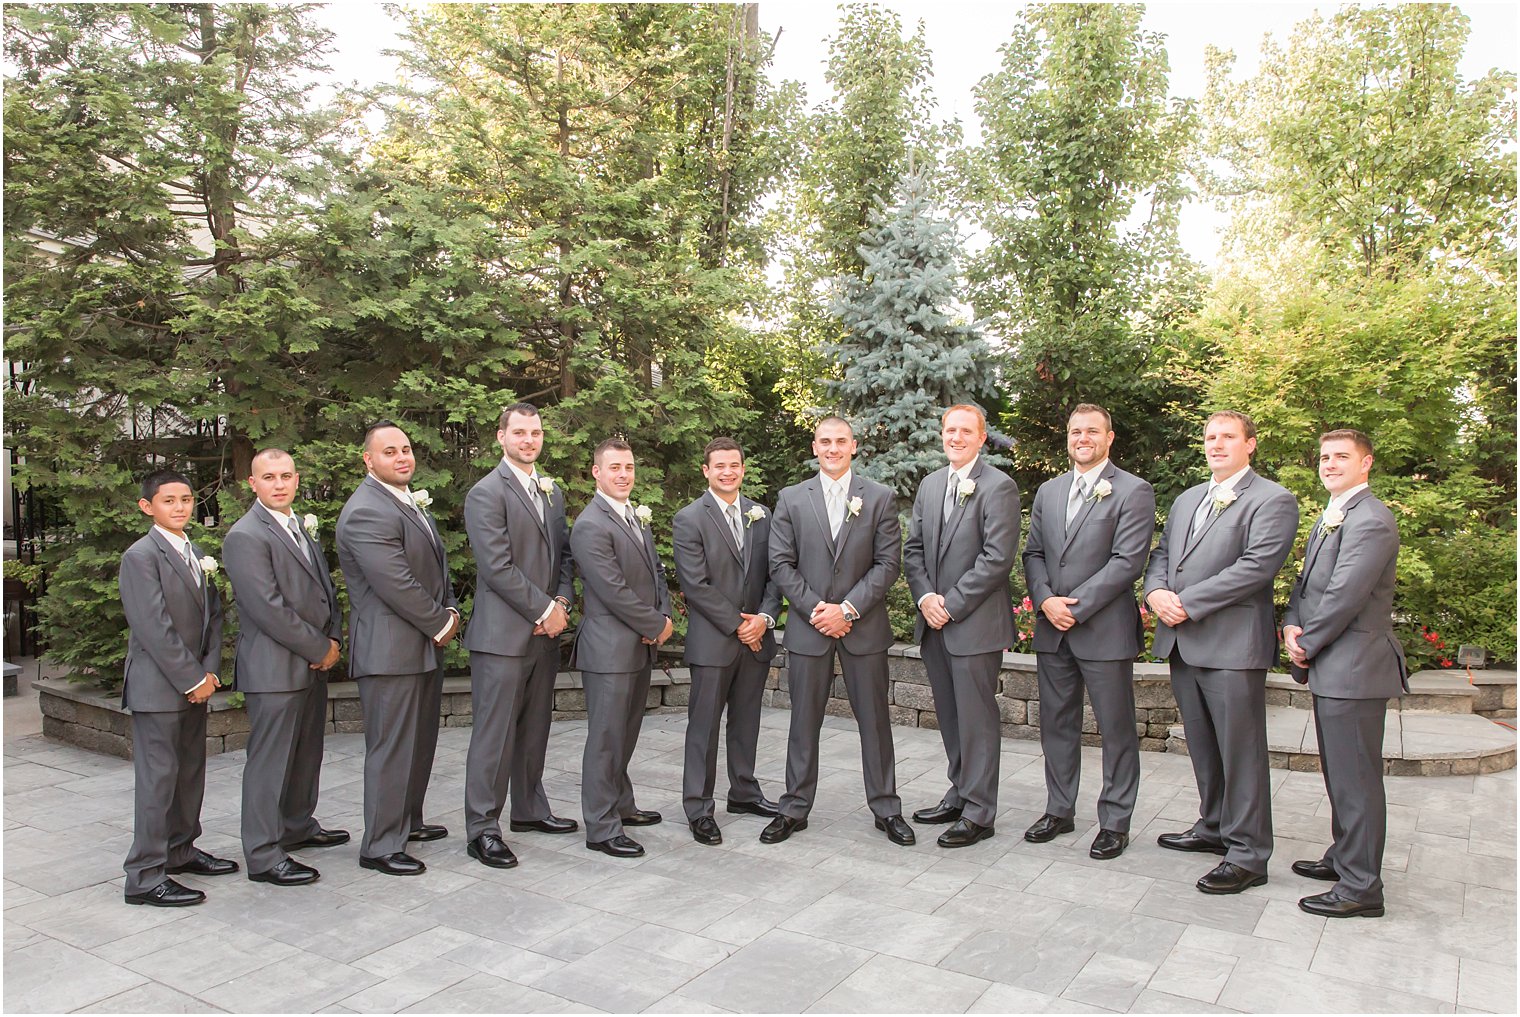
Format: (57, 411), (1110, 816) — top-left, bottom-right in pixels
(1066, 476), (1088, 531)
(727, 503), (743, 552)
(826, 482), (845, 539)
(286, 516), (310, 563)
(943, 471), (959, 523)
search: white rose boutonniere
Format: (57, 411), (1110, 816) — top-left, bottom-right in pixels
(956, 477), (976, 504)
(411, 489), (433, 511)
(846, 495), (863, 519)
(1091, 478), (1113, 502)
(745, 505), (766, 528)
(1321, 506), (1345, 532)
(1210, 487), (1238, 515)
(198, 555), (219, 576)
(302, 513), (320, 538)
(633, 504), (653, 527)
(537, 476), (556, 496)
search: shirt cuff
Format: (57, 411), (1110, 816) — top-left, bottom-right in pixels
(916, 592), (937, 609)
(841, 600), (859, 621)
(760, 614), (775, 630)
(433, 609), (458, 642)
(534, 600), (554, 625)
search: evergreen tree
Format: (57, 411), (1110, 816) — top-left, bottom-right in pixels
(826, 169), (996, 504)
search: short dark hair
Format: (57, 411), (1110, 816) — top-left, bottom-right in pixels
(814, 415), (853, 437)
(593, 437), (633, 467)
(703, 437), (744, 466)
(1069, 403), (1112, 430)
(498, 402), (541, 430)
(1205, 410), (1257, 441)
(141, 469), (193, 502)
(363, 419), (409, 451)
(1320, 428), (1374, 458)
(251, 448), (293, 471)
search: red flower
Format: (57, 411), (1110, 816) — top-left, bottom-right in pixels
(1439, 658), (1454, 668)
(1021, 596), (1033, 610)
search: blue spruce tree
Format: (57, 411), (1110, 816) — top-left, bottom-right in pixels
(826, 168), (999, 504)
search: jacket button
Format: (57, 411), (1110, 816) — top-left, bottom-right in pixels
(1059, 560), (1066, 567)
(833, 568), (840, 576)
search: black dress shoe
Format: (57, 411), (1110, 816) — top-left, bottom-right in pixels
(1197, 861), (1267, 895)
(467, 833), (519, 869)
(1299, 890), (1384, 919)
(759, 816), (808, 844)
(937, 818), (993, 848)
(1291, 859), (1339, 882)
(360, 852), (426, 876)
(1157, 831), (1228, 855)
(125, 877), (205, 907)
(621, 809), (662, 827)
(725, 798), (780, 818)
(1090, 830), (1130, 860)
(249, 857), (320, 886)
(285, 827), (350, 850)
(509, 815), (579, 835)
(586, 835), (645, 858)
(408, 823), (448, 842)
(912, 800), (963, 825)
(166, 848), (239, 876)
(875, 815), (916, 846)
(691, 817), (723, 845)
(1024, 814), (1076, 843)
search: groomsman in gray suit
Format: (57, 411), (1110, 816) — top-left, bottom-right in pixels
(461, 403), (578, 870)
(1283, 428), (1407, 919)
(763, 416), (912, 846)
(223, 449), (347, 887)
(1023, 404), (1155, 860)
(1145, 410), (1298, 894)
(904, 404), (1021, 849)
(570, 438), (674, 858)
(120, 470), (236, 907)
(671, 437), (783, 846)
(337, 421), (460, 876)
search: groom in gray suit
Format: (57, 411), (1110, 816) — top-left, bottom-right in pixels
(671, 437), (783, 846)
(570, 438), (674, 859)
(763, 416), (912, 846)
(223, 449), (346, 887)
(904, 404), (1020, 849)
(461, 403), (578, 870)
(1284, 428), (1407, 919)
(1023, 404), (1155, 860)
(1145, 410), (1298, 894)
(120, 470), (236, 907)
(337, 421), (460, 876)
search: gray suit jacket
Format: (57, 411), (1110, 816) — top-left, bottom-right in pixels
(1284, 489), (1409, 699)
(903, 459), (1020, 655)
(119, 530), (224, 713)
(768, 473), (901, 657)
(1025, 462), (1156, 661)
(672, 492), (783, 667)
(336, 475), (457, 679)
(462, 463), (574, 657)
(223, 505), (342, 693)
(1144, 468), (1299, 671)
(569, 497), (672, 673)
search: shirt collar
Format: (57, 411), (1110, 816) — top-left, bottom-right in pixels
(372, 475), (416, 507)
(153, 525), (191, 555)
(1328, 482), (1369, 513)
(819, 469), (852, 492)
(596, 489), (631, 514)
(256, 499), (294, 523)
(708, 488), (740, 509)
(1073, 458), (1109, 484)
(1209, 465), (1251, 492)
(947, 456), (979, 480)
(502, 457), (537, 489)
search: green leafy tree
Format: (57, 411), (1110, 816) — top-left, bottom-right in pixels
(826, 169), (997, 504)
(960, 3), (1202, 496)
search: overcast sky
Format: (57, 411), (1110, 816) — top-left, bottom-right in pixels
(315, 2), (1518, 266)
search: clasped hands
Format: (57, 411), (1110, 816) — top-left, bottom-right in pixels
(919, 593), (952, 630)
(532, 599), (571, 639)
(186, 672), (220, 704)
(641, 616), (675, 647)
(1282, 624), (1308, 668)
(811, 602), (852, 639)
(434, 608), (462, 646)
(1145, 589), (1189, 628)
(734, 612), (767, 652)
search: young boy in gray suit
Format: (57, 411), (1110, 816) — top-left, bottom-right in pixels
(120, 469), (238, 906)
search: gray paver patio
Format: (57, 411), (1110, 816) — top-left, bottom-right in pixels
(4, 705), (1516, 1013)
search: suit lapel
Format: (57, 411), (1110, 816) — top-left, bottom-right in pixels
(500, 462), (551, 543)
(599, 497), (657, 583)
(704, 493), (744, 564)
(257, 507), (325, 585)
(925, 468), (947, 577)
(366, 475), (434, 546)
(1300, 487), (1370, 585)
(1180, 470), (1254, 563)
(939, 459), (984, 561)
(151, 529), (203, 603)
(805, 478), (838, 557)
(1061, 462), (1114, 554)
(832, 475), (866, 562)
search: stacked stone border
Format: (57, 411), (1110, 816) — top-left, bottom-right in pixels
(36, 642), (1516, 775)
